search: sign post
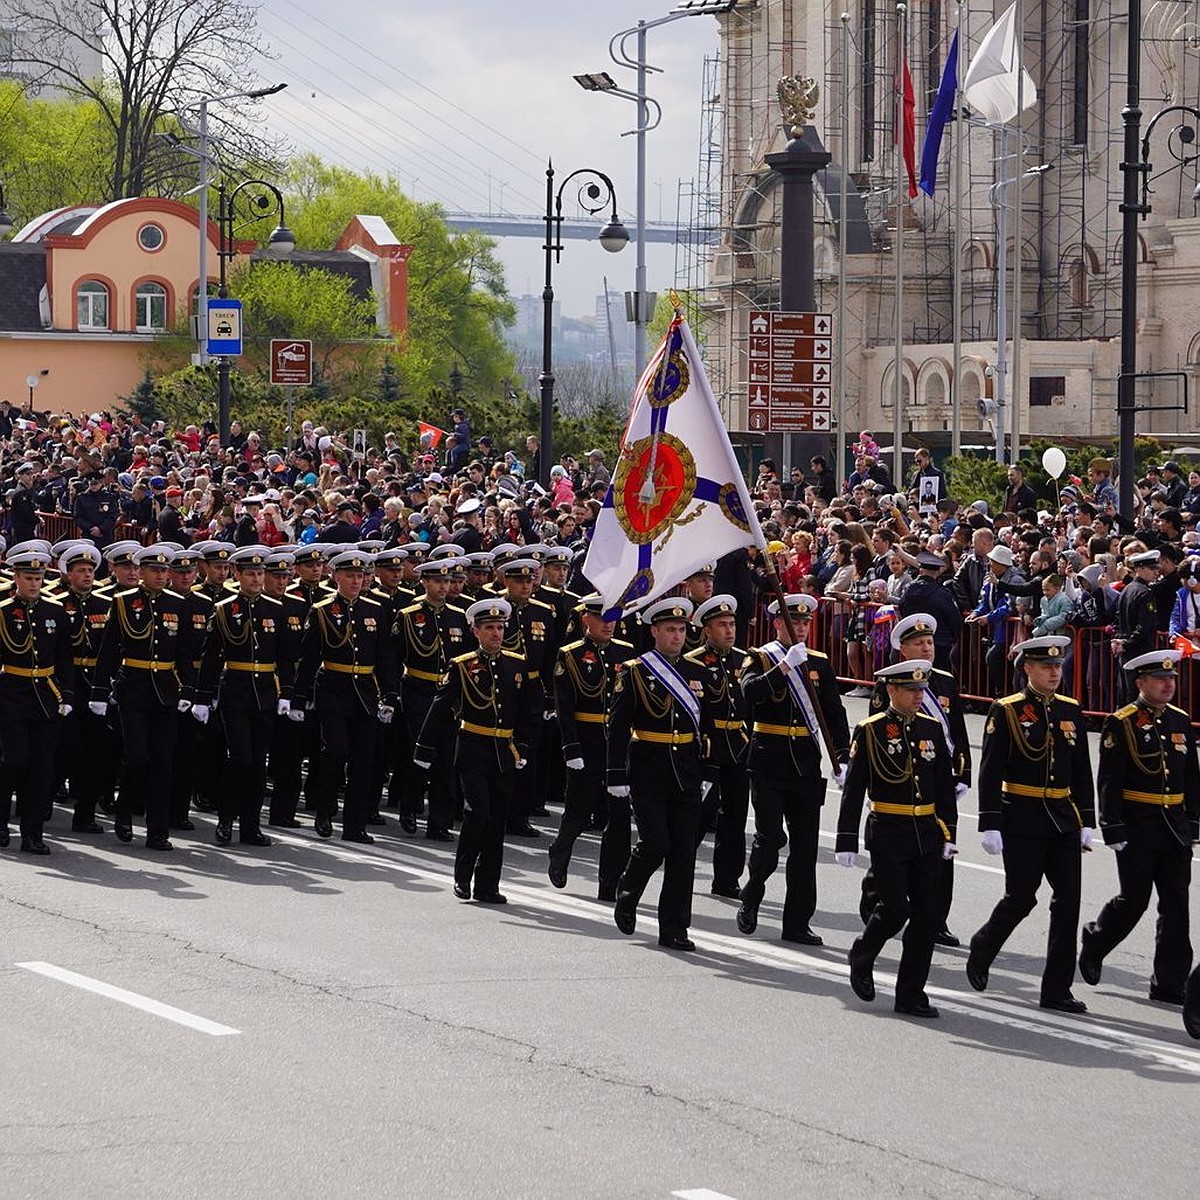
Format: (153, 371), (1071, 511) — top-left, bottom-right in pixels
(747, 311), (834, 434)
(269, 339), (313, 449)
(206, 300), (243, 358)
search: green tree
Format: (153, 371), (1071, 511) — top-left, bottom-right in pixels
(119, 367), (163, 425)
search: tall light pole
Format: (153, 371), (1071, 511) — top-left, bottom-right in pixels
(214, 179), (295, 444)
(540, 162), (628, 486)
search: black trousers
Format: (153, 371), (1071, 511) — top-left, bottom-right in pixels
(855, 848), (942, 1007)
(741, 775), (823, 937)
(219, 700), (273, 834)
(404, 686), (455, 828)
(511, 716), (546, 820)
(696, 762), (750, 891)
(0, 717), (58, 842)
(618, 783), (701, 937)
(314, 705), (377, 836)
(170, 709), (198, 823)
(970, 829), (1082, 1002)
(117, 701), (178, 840)
(1084, 841), (1193, 994)
(549, 747), (631, 892)
(62, 705), (108, 828)
(455, 767), (516, 895)
(268, 712), (305, 823)
(862, 832), (955, 929)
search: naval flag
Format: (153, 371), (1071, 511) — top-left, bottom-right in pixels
(583, 315), (764, 619)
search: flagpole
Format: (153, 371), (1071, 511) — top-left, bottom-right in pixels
(950, 3), (965, 459)
(836, 11), (851, 489)
(893, 3), (906, 490)
(1009, 0), (1025, 465)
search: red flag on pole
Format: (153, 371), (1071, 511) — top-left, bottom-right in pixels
(417, 421), (447, 449)
(896, 56), (918, 199)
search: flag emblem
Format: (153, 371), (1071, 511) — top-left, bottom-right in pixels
(613, 434), (697, 544)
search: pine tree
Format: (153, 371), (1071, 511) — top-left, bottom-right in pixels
(121, 368), (163, 426)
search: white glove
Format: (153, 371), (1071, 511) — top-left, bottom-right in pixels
(543, 709), (556, 721)
(378, 704), (394, 725)
(88, 700), (108, 717)
(413, 758), (433, 770)
(608, 784), (631, 798)
(190, 704), (210, 725)
(835, 851), (856, 868)
(831, 764), (848, 790)
(955, 782), (969, 798)
(177, 699), (192, 714)
(57, 703), (72, 718)
(565, 757), (585, 771)
(784, 642), (808, 669)
(943, 842), (959, 860)
(276, 698), (290, 716)
(981, 829), (1004, 856)
(1110, 841), (1128, 852)
(1080, 826), (1094, 851)
(286, 706), (306, 723)
(514, 757), (528, 770)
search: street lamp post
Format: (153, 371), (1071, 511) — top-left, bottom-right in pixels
(213, 178), (295, 445)
(540, 162), (628, 487)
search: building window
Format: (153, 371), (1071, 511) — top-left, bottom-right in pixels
(1029, 377), (1065, 407)
(138, 222), (165, 252)
(76, 280), (110, 330)
(135, 282), (167, 331)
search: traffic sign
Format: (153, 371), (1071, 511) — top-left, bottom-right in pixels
(746, 310), (835, 432)
(206, 300), (243, 357)
(270, 339), (313, 386)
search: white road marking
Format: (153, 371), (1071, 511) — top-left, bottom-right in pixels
(672, 1190), (739, 1200)
(260, 830), (1200, 1076)
(15, 961), (240, 1037)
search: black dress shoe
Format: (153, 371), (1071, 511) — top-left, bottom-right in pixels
(20, 838), (50, 856)
(145, 835), (173, 852)
(314, 818), (333, 839)
(425, 826), (455, 842)
(71, 821), (105, 834)
(365, 814), (387, 827)
(1040, 995), (1088, 1014)
(1149, 984), (1186, 1006)
(895, 1000), (940, 1019)
(735, 901), (758, 935)
(1078, 946), (1103, 987)
(267, 818), (303, 829)
(965, 950), (989, 992)
(114, 823), (133, 844)
(658, 934), (695, 951)
(453, 881), (471, 900)
(597, 887), (616, 902)
(548, 861), (568, 889)
(933, 928), (961, 949)
(848, 942), (875, 1002)
(710, 881), (741, 899)
(614, 898), (637, 936)
(506, 819), (541, 838)
(475, 892), (508, 905)
(1184, 1004), (1200, 1040)
(342, 830), (375, 845)
(0, 827), (9, 848)
(240, 832), (273, 847)
(214, 821), (233, 846)
(172, 820), (196, 832)
(399, 815), (419, 834)
(781, 927), (824, 947)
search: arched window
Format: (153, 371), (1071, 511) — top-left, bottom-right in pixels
(76, 280), (110, 330)
(135, 281), (168, 331)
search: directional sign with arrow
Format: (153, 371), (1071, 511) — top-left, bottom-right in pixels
(746, 310), (836, 433)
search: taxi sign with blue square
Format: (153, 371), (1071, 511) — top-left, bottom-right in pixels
(207, 300), (243, 356)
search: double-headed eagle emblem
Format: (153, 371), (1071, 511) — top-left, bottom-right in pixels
(777, 76), (819, 138)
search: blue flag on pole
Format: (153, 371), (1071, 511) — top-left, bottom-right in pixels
(919, 30), (958, 198)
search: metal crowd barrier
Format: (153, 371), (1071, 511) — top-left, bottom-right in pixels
(34, 512), (155, 546)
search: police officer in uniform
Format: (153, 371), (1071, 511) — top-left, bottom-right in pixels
(1113, 549), (1162, 700)
(897, 550), (961, 672)
(0, 550), (73, 853)
(56, 542), (111, 834)
(547, 593), (635, 897)
(736, 593), (851, 945)
(608, 597), (715, 951)
(967, 635), (1096, 1013)
(414, 597), (536, 903)
(685, 594), (753, 898)
(92, 545), (202, 851)
(863, 612), (970, 945)
(198, 546), (299, 846)
(293, 551), (398, 843)
(1079, 650), (1199, 1004)
(836, 660), (957, 1018)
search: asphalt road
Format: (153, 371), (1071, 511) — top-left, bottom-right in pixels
(2, 697), (1197, 1200)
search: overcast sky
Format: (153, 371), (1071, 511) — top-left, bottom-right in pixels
(251, 0), (720, 318)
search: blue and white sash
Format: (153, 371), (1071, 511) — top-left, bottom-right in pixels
(761, 640), (820, 743)
(920, 684), (955, 755)
(641, 650), (701, 731)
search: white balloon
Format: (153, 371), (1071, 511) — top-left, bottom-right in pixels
(1042, 447), (1067, 479)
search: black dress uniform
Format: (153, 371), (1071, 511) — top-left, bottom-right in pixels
(547, 624), (635, 897)
(0, 556), (74, 852)
(171, 577), (216, 825)
(293, 557), (399, 842)
(685, 633), (753, 897)
(836, 670), (956, 1013)
(415, 610), (536, 900)
(198, 557), (299, 844)
(1115, 555), (1160, 699)
(265, 574), (312, 826)
(92, 549), (202, 849)
(968, 641), (1096, 1009)
(738, 632), (850, 942)
(608, 599), (716, 948)
(1080, 652), (1200, 1002)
